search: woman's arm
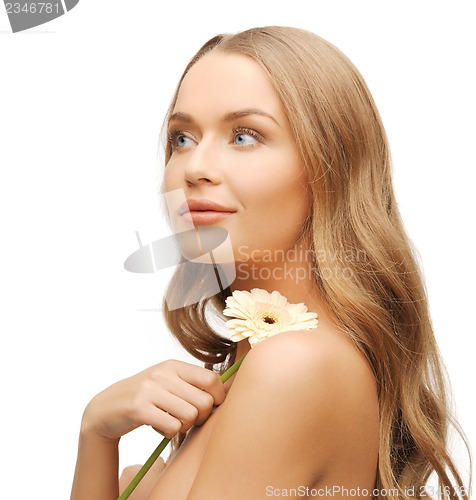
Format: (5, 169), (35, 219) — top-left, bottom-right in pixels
(71, 431), (167, 500)
(70, 429), (120, 500)
(70, 360), (226, 500)
(149, 328), (379, 499)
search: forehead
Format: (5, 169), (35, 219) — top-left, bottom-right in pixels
(173, 52), (284, 118)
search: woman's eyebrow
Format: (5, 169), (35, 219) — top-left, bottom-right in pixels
(168, 108), (280, 127)
(221, 109), (280, 126)
(168, 111), (192, 124)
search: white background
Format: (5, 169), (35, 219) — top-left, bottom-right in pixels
(0, 1), (474, 498)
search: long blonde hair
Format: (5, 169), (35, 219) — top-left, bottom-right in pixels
(160, 26), (471, 498)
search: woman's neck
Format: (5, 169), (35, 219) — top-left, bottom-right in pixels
(229, 242), (335, 361)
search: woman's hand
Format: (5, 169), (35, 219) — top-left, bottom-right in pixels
(80, 360), (226, 442)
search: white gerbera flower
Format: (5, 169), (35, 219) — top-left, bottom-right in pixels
(222, 288), (318, 347)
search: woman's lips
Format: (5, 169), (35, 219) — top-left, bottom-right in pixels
(177, 199), (236, 226)
(182, 210), (234, 225)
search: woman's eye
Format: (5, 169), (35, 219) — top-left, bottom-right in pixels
(175, 135), (194, 148)
(232, 128), (261, 147)
(234, 133), (258, 146)
(167, 130), (195, 151)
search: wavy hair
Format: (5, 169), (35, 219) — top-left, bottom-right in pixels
(159, 26), (471, 498)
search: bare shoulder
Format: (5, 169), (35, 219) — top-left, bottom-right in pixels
(238, 326), (379, 434)
(244, 325), (376, 391)
(178, 326), (380, 499)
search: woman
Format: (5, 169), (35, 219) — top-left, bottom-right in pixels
(71, 26), (471, 499)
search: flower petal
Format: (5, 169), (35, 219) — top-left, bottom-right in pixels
(222, 288), (319, 347)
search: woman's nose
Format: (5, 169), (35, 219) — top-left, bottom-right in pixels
(183, 139), (223, 186)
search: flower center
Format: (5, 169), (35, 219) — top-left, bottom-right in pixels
(262, 314), (277, 324)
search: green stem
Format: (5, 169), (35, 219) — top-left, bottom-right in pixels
(118, 436), (170, 499)
(218, 352), (247, 383)
(118, 352), (248, 499)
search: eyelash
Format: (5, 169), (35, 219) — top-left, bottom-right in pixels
(166, 129), (186, 149)
(231, 127), (263, 144)
(166, 126), (264, 150)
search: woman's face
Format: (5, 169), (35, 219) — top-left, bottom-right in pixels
(164, 52), (311, 262)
